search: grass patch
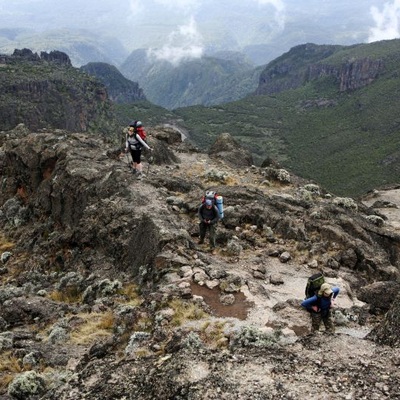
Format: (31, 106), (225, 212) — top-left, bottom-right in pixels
(70, 312), (114, 345)
(117, 283), (143, 306)
(48, 286), (82, 304)
(0, 352), (23, 394)
(168, 299), (208, 327)
(0, 233), (14, 252)
(200, 320), (230, 349)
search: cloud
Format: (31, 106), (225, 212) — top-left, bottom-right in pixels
(153, 0), (198, 10)
(368, 0), (400, 42)
(147, 16), (203, 65)
(255, 0), (286, 30)
(128, 0), (145, 16)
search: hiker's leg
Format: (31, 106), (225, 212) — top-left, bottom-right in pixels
(209, 224), (216, 248)
(323, 312), (335, 334)
(128, 150), (136, 170)
(132, 150), (141, 172)
(199, 222), (206, 243)
(311, 312), (321, 332)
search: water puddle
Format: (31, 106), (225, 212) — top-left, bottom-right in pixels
(190, 283), (254, 320)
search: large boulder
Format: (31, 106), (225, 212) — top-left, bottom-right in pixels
(358, 281), (400, 314)
(367, 290), (400, 347)
(208, 132), (253, 168)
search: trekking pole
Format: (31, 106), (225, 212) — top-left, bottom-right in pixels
(147, 155), (153, 175)
(125, 152), (131, 170)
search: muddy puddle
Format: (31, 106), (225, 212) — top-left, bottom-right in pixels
(190, 283), (254, 320)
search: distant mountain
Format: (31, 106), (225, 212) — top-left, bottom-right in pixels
(0, 29), (128, 67)
(119, 50), (260, 109)
(80, 62), (146, 104)
(166, 39), (400, 197)
(0, 0), (386, 67)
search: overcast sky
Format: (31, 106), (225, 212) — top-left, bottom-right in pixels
(0, 0), (399, 64)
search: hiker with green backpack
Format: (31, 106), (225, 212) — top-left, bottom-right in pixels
(301, 275), (340, 334)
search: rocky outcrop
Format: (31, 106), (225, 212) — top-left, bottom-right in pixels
(208, 132), (253, 168)
(80, 62), (146, 104)
(308, 58), (384, 92)
(0, 49), (118, 135)
(255, 43), (384, 95)
(368, 290), (400, 347)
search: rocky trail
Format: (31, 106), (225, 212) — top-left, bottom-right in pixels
(0, 126), (399, 399)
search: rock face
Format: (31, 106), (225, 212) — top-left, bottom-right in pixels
(208, 132), (254, 167)
(368, 291), (400, 347)
(308, 58), (384, 92)
(0, 49), (118, 135)
(255, 43), (384, 95)
(1, 125), (400, 399)
(80, 62), (146, 104)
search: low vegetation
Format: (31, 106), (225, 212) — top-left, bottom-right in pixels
(119, 39), (400, 198)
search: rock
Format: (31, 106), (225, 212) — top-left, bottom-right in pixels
(279, 251), (291, 263)
(208, 132), (253, 168)
(8, 371), (46, 399)
(1, 251), (12, 264)
(219, 293), (235, 305)
(270, 274), (284, 285)
(358, 281), (400, 314)
(368, 291), (400, 347)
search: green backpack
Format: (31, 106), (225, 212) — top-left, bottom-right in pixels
(305, 272), (325, 298)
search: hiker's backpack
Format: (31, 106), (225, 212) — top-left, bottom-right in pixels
(305, 272), (325, 299)
(134, 120), (147, 141)
(129, 120), (147, 141)
(201, 190), (224, 219)
(135, 126), (147, 141)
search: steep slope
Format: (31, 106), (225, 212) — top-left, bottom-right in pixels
(0, 125), (399, 399)
(80, 62), (146, 104)
(0, 49), (119, 137)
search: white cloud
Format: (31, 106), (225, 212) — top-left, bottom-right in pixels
(147, 16), (204, 65)
(154, 0), (198, 10)
(129, 0), (145, 16)
(256, 0), (285, 11)
(255, 0), (286, 30)
(368, 0), (400, 42)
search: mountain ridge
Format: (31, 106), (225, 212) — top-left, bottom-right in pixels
(0, 48), (119, 136)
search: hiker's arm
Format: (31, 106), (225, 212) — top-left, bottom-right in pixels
(332, 287), (340, 299)
(301, 296), (317, 310)
(136, 134), (151, 150)
(198, 206), (204, 221)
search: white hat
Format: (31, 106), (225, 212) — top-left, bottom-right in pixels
(318, 283), (333, 296)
